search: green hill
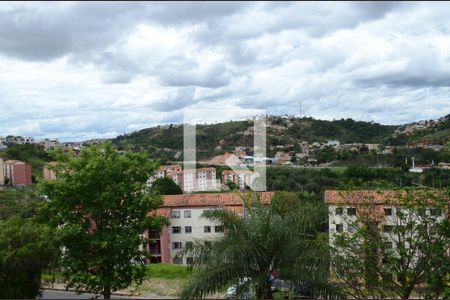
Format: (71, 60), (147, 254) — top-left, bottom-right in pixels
(387, 114), (450, 145)
(112, 116), (398, 160)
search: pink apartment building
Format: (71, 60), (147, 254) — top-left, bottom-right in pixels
(150, 165), (218, 193)
(43, 162), (57, 180)
(3, 160), (32, 186)
(222, 170), (255, 190)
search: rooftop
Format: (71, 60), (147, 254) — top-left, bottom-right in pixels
(162, 192), (274, 208)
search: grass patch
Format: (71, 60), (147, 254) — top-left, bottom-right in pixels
(137, 278), (188, 297)
(146, 263), (191, 279)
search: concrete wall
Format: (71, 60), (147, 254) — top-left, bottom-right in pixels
(11, 163), (32, 186)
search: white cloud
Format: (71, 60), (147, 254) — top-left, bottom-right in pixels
(0, 1), (449, 141)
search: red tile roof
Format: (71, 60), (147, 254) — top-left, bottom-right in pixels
(324, 190), (449, 205)
(162, 192), (274, 208)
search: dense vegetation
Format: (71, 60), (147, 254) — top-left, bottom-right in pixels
(0, 187), (56, 299)
(112, 117), (398, 160)
(265, 166), (450, 195)
(38, 143), (166, 299)
(0, 144), (51, 181)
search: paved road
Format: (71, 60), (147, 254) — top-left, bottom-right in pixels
(39, 289), (168, 299)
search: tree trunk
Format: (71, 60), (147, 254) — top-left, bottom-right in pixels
(401, 286), (413, 299)
(103, 286), (111, 299)
(256, 283), (273, 299)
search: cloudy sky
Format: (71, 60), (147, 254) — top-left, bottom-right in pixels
(1, 2), (450, 141)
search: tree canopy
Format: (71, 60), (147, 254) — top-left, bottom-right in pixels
(151, 177), (182, 195)
(38, 143), (166, 299)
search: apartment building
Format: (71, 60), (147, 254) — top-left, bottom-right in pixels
(325, 190), (448, 245)
(0, 158), (4, 185)
(170, 168), (218, 193)
(147, 164), (182, 186)
(150, 165), (218, 193)
(43, 162), (57, 180)
(3, 160), (32, 186)
(222, 170), (255, 190)
(146, 192), (274, 265)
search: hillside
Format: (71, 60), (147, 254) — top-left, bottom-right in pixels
(387, 114), (450, 145)
(112, 116), (398, 160)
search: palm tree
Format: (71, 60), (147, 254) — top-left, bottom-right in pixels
(179, 192), (341, 299)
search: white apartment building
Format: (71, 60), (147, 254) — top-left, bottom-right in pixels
(146, 192), (274, 265)
(325, 190), (448, 246)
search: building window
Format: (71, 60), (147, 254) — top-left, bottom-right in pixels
(215, 226), (224, 233)
(204, 226), (211, 233)
(186, 257), (194, 265)
(383, 225), (394, 233)
(172, 242), (182, 249)
(172, 226), (181, 234)
(171, 210), (180, 218)
(347, 207), (356, 216)
(185, 241), (193, 249)
(336, 224), (344, 233)
(430, 209), (442, 217)
(173, 257), (183, 264)
(348, 225), (357, 234)
(384, 208), (392, 216)
(418, 209), (427, 217)
(185, 226), (192, 233)
(184, 210), (191, 218)
(335, 207), (344, 215)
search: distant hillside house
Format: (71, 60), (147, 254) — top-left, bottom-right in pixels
(205, 152), (241, 166)
(274, 151), (291, 165)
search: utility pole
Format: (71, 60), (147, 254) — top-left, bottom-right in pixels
(299, 99), (302, 118)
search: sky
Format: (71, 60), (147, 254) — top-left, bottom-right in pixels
(1, 1), (450, 142)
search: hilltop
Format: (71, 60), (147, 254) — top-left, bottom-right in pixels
(112, 116), (398, 160)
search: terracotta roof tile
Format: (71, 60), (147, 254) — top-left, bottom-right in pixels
(324, 190), (449, 205)
(162, 192), (273, 208)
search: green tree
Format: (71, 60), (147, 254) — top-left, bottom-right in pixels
(331, 189), (450, 299)
(0, 216), (56, 299)
(179, 192), (340, 299)
(225, 179), (239, 190)
(151, 177), (182, 195)
(38, 143), (166, 299)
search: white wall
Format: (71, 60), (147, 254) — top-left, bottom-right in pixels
(168, 207), (225, 265)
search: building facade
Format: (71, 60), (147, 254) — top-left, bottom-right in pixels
(325, 190), (448, 245)
(0, 158), (4, 185)
(3, 160), (32, 186)
(146, 192), (274, 265)
(222, 170), (255, 190)
(43, 162), (57, 181)
(150, 165), (218, 193)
